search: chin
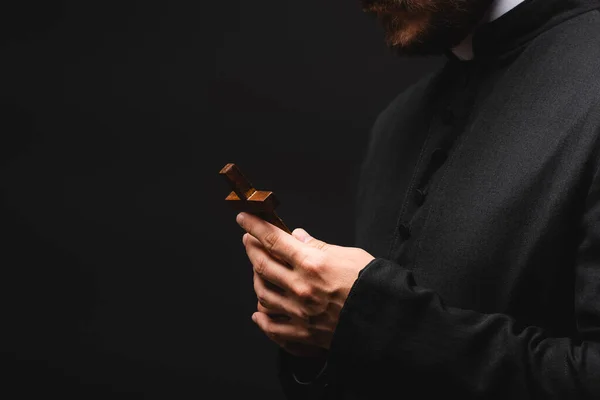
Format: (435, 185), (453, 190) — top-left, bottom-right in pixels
(365, 0), (496, 56)
(376, 11), (445, 56)
(386, 26), (469, 56)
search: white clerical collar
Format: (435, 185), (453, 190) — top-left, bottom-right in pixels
(452, 0), (526, 60)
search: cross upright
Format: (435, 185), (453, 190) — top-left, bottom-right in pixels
(219, 163), (291, 234)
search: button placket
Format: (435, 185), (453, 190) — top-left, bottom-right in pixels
(414, 187), (427, 206)
(390, 66), (477, 268)
(430, 147), (448, 166)
(397, 222), (411, 240)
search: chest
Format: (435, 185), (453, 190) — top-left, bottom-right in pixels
(355, 65), (595, 312)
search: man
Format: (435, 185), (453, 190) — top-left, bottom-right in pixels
(237, 0), (600, 398)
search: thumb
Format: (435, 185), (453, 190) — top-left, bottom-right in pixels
(292, 228), (329, 251)
(292, 228), (312, 243)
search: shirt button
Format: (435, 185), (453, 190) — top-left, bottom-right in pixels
(431, 148), (448, 166)
(397, 223), (411, 240)
(414, 188), (426, 206)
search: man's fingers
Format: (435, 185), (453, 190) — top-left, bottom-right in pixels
(245, 233), (299, 294)
(292, 228), (330, 251)
(254, 271), (308, 321)
(252, 312), (313, 345)
(258, 301), (290, 320)
(250, 314), (316, 357)
(291, 228), (312, 243)
(257, 299), (287, 316)
(238, 212), (304, 266)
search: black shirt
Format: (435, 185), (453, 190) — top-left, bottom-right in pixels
(279, 0), (600, 398)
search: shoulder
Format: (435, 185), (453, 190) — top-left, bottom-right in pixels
(523, 8), (600, 95)
(363, 65), (446, 157)
(372, 68), (442, 133)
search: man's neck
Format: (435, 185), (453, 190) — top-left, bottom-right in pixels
(451, 0), (526, 60)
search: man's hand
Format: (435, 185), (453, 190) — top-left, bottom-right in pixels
(237, 212), (375, 355)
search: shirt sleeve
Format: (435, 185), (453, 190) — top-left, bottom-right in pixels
(325, 165), (600, 399)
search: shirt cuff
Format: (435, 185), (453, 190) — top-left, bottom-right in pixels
(291, 359), (328, 385)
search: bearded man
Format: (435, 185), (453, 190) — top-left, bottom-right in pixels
(236, 0), (600, 398)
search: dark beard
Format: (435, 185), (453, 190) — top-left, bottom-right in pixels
(362, 0), (496, 56)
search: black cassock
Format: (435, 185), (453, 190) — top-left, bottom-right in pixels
(278, 0), (600, 398)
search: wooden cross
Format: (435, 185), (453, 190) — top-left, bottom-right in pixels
(221, 162), (294, 322)
(219, 163), (291, 234)
(221, 163), (331, 345)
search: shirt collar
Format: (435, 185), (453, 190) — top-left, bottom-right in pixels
(451, 0), (526, 61)
(446, 0), (600, 62)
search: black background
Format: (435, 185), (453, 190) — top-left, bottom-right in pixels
(0, 1), (442, 398)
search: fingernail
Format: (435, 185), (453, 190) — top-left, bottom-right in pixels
(297, 229), (312, 243)
(251, 313), (257, 323)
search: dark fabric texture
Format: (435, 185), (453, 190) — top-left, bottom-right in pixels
(277, 0), (600, 398)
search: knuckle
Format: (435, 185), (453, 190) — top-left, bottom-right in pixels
(265, 325), (279, 339)
(292, 283), (308, 299)
(254, 256), (268, 276)
(298, 309), (311, 322)
(300, 253), (324, 274)
(314, 240), (329, 251)
(300, 257), (317, 273)
(264, 231), (280, 252)
(294, 284), (315, 302)
(256, 294), (270, 309)
(257, 302), (271, 315)
(300, 329), (313, 341)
